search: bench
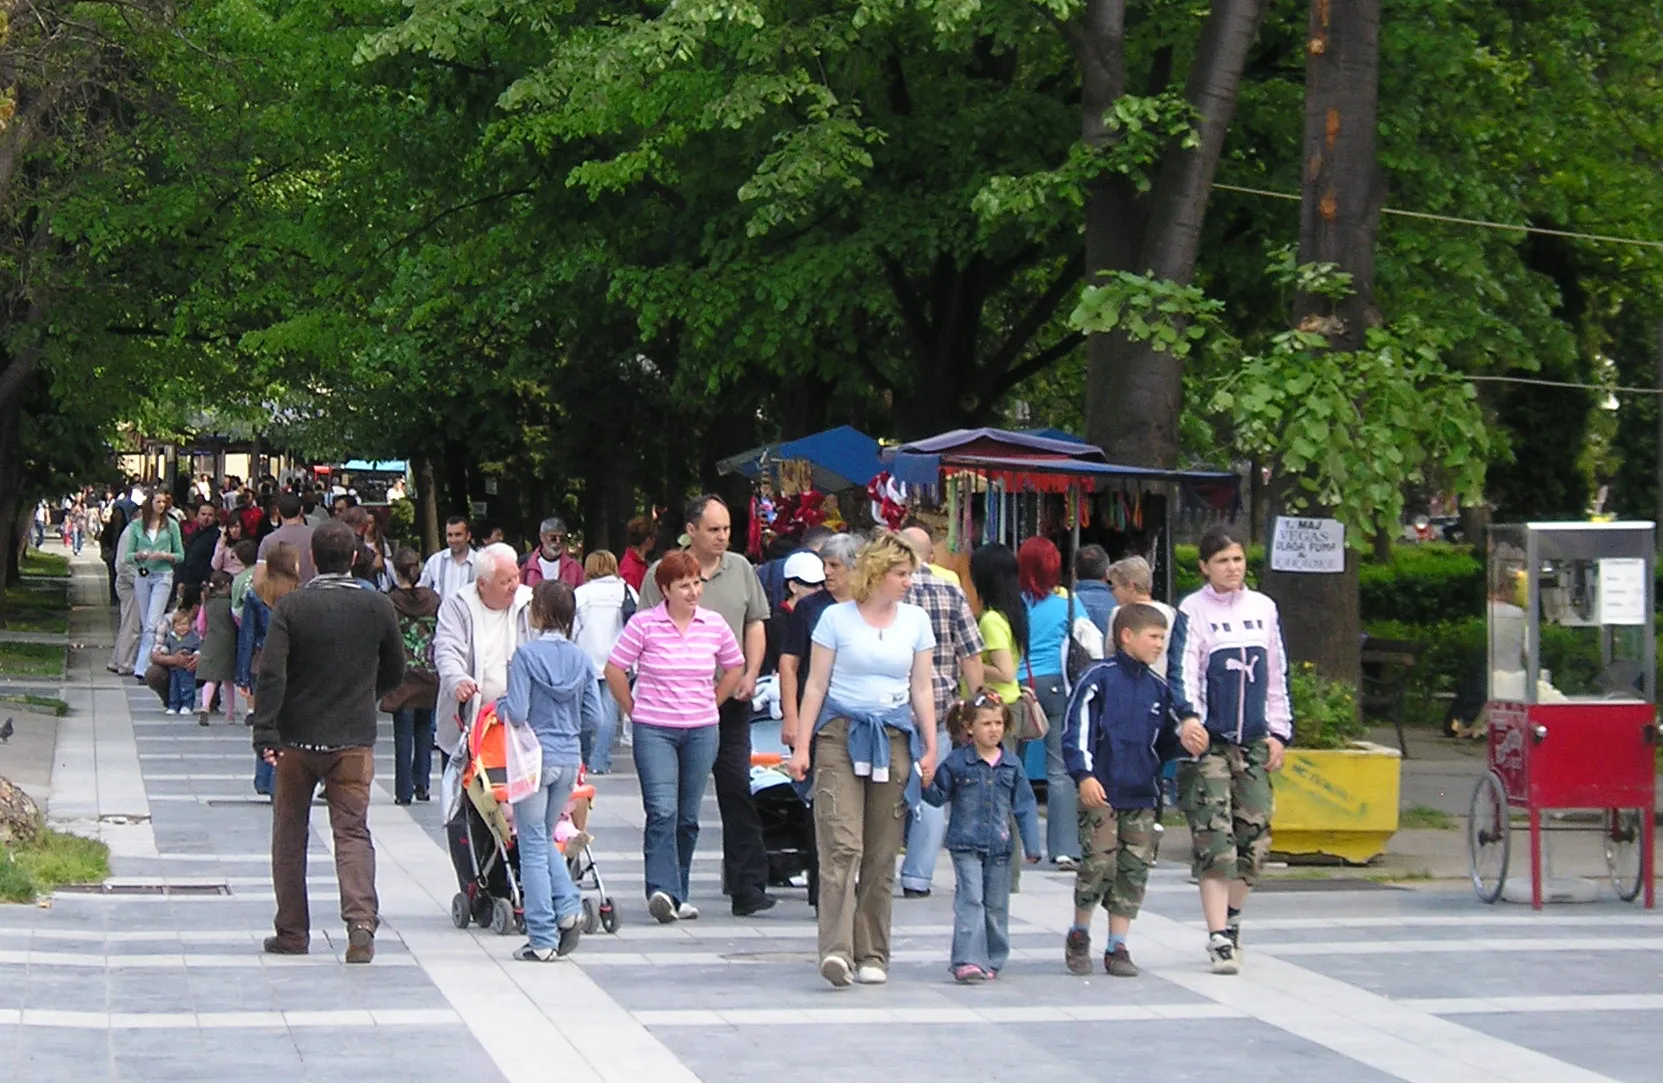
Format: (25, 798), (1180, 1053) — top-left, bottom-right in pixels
(1360, 635), (1422, 757)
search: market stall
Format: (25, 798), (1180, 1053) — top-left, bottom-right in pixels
(717, 425), (884, 558)
(883, 427), (1237, 603)
(1467, 521), (1657, 908)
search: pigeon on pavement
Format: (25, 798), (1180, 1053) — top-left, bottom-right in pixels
(0, 717), (13, 743)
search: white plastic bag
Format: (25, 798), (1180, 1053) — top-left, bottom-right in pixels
(503, 718), (543, 804)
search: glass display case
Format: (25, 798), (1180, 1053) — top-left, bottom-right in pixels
(1472, 521), (1657, 909)
(1486, 522), (1655, 705)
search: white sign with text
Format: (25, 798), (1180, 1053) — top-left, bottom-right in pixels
(1598, 557), (1648, 626)
(1270, 516), (1346, 573)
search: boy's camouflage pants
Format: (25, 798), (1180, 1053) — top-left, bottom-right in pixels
(1073, 805), (1158, 918)
(1177, 739), (1274, 885)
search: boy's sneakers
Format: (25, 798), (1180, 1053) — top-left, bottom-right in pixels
(514, 943), (558, 962)
(1226, 922), (1243, 956)
(1104, 945), (1139, 978)
(676, 902), (700, 920)
(1208, 931), (1240, 975)
(648, 891), (678, 924)
(557, 914), (582, 957)
(1053, 856), (1079, 872)
(1064, 928), (1092, 976)
(854, 965), (887, 985)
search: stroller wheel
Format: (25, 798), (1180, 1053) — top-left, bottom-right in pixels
(600, 897), (620, 934)
(471, 895), (494, 929)
(449, 893), (471, 930)
(490, 897), (516, 937)
(581, 898), (599, 935)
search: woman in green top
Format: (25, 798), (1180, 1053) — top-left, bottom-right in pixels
(123, 491), (184, 683)
(968, 544), (1027, 709)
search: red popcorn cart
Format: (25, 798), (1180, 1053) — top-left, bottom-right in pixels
(1468, 522), (1657, 909)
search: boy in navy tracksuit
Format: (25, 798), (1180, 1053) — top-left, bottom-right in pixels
(1059, 603), (1204, 976)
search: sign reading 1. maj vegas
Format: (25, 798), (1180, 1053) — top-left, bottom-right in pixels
(1270, 516), (1346, 574)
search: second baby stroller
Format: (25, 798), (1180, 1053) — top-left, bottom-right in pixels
(444, 700), (620, 935)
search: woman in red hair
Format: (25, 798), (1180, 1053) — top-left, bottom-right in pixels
(1017, 536), (1079, 870)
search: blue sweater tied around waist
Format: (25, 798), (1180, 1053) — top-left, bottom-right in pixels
(814, 696), (924, 809)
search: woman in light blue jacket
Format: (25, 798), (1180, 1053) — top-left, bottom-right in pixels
(497, 580), (602, 962)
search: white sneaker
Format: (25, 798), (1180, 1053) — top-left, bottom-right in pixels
(676, 902), (700, 920)
(819, 956), (852, 988)
(165, 708), (179, 715)
(648, 891), (678, 924)
(855, 965), (888, 985)
(1208, 932), (1240, 975)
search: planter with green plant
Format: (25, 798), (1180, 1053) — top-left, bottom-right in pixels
(1271, 663), (1403, 863)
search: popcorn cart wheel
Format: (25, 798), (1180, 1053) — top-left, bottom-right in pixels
(1467, 522), (1658, 910)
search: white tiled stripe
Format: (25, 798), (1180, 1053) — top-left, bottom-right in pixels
(0, 1008), (460, 1030)
(633, 1002), (1247, 1027)
(47, 685), (158, 857)
(1005, 888), (1621, 1083)
(1262, 937), (1663, 956)
(1402, 994), (1663, 1016)
(0, 949), (419, 969)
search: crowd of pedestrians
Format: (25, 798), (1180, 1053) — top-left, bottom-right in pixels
(53, 471), (1289, 986)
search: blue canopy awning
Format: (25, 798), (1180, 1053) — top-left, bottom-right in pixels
(339, 460), (408, 473)
(717, 425), (884, 492)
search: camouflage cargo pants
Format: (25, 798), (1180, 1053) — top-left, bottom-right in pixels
(1073, 805), (1158, 919)
(1178, 739), (1273, 885)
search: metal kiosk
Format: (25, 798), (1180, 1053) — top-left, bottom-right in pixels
(1468, 522), (1657, 909)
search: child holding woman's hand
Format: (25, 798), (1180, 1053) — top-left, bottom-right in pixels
(921, 690), (1042, 983)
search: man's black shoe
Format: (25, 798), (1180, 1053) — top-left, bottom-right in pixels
(903, 888), (931, 899)
(732, 893), (777, 917)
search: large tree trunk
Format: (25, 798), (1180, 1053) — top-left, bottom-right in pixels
(1259, 0), (1381, 686)
(1086, 0), (1268, 468)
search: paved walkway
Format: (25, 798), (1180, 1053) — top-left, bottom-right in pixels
(3, 545), (1661, 1081)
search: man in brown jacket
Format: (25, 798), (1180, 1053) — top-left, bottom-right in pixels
(252, 520), (404, 963)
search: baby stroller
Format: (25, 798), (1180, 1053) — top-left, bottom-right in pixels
(444, 701), (620, 936)
(749, 716), (817, 906)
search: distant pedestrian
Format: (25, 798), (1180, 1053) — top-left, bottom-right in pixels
(252, 521), (404, 964)
(122, 491), (184, 685)
(256, 493), (317, 586)
(520, 516), (584, 589)
(382, 549), (441, 804)
(106, 513), (142, 676)
(194, 572), (239, 726)
(238, 543), (301, 797)
(572, 550), (637, 774)
(618, 515), (656, 593)
(1073, 545), (1116, 638)
(1107, 556), (1175, 677)
(419, 516), (479, 603)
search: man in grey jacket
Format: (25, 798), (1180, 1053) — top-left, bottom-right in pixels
(433, 543), (534, 758)
(252, 520), (404, 964)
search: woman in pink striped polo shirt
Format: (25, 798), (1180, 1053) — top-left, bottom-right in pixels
(605, 549), (745, 924)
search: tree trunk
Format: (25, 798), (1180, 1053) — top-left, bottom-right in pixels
(416, 454), (441, 556)
(1259, 0), (1381, 688)
(1086, 0), (1268, 468)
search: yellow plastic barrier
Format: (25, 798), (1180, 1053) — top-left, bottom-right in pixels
(1270, 742), (1402, 864)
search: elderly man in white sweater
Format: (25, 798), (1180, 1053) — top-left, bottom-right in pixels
(433, 543), (533, 759)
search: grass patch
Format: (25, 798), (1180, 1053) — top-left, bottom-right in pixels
(0, 642), (67, 677)
(2, 587), (69, 635)
(0, 693), (68, 716)
(19, 550), (69, 578)
(1400, 804), (1456, 830)
(0, 827), (110, 903)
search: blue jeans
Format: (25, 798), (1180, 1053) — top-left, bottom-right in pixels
(132, 571), (173, 677)
(950, 850), (1013, 973)
(32, 521), (44, 547)
(901, 727), (952, 892)
(513, 763), (582, 949)
(391, 707), (435, 802)
(71, 527), (83, 554)
(254, 756), (273, 796)
(632, 723), (720, 905)
(1034, 677), (1078, 861)
(582, 680), (620, 774)
(167, 665), (196, 711)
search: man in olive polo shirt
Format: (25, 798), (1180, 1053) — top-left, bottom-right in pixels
(639, 494), (775, 916)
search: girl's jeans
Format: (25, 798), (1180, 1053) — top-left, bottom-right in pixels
(950, 850), (1014, 973)
(391, 707), (435, 802)
(132, 571), (173, 679)
(513, 764), (583, 949)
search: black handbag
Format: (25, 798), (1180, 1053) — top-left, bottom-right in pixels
(1064, 589), (1094, 684)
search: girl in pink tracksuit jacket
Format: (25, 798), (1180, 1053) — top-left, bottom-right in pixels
(1165, 525), (1292, 975)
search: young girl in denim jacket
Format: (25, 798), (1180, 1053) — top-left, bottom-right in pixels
(921, 690), (1042, 983)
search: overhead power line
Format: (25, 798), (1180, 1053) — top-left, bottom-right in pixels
(1212, 183), (1663, 252)
(1461, 374), (1663, 396)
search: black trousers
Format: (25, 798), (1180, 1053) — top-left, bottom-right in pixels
(714, 696), (769, 902)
